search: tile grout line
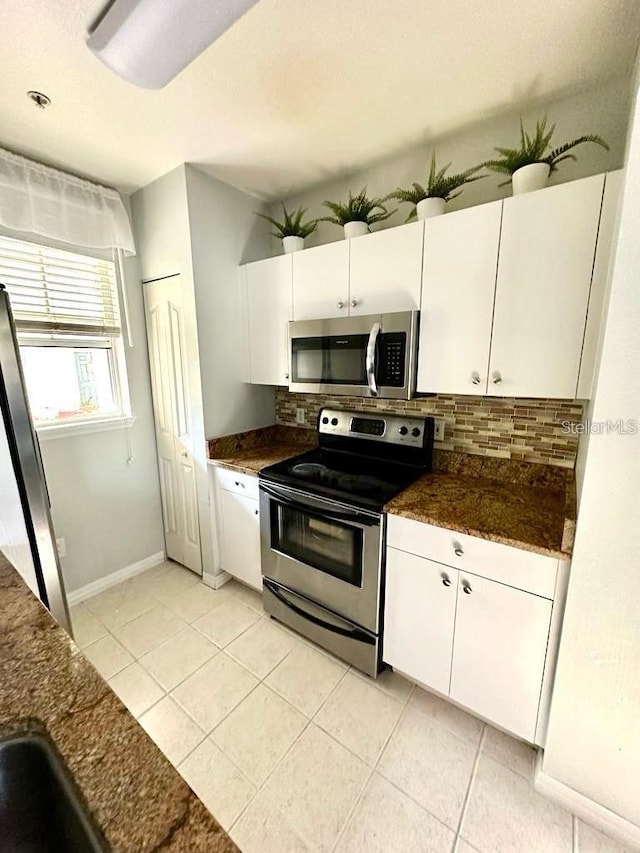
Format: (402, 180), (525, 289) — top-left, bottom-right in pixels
(451, 724), (486, 850)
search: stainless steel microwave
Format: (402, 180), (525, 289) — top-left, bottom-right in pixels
(288, 311), (418, 399)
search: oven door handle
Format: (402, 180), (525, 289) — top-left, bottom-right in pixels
(365, 321), (381, 397)
(259, 482), (379, 527)
(264, 579), (375, 644)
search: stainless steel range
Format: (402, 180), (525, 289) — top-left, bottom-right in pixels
(259, 407), (434, 677)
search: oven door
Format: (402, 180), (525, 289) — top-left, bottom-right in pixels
(259, 481), (383, 633)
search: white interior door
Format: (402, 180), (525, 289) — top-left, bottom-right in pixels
(144, 275), (202, 574)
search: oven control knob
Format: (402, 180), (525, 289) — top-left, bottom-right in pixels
(411, 427), (421, 437)
(398, 426), (408, 436)
(331, 417), (338, 426)
(322, 416), (329, 424)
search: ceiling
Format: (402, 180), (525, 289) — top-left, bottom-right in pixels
(1, 0), (639, 199)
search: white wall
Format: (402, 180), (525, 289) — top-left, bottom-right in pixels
(542, 69), (640, 827)
(266, 75), (631, 252)
(184, 164), (275, 438)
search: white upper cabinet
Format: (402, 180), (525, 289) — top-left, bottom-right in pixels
(577, 170), (623, 398)
(348, 221), (424, 315)
(244, 254), (292, 385)
(417, 201), (502, 395)
(292, 241), (350, 320)
(488, 174), (606, 398)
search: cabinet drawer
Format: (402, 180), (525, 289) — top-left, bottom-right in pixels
(215, 467), (260, 500)
(387, 514), (558, 599)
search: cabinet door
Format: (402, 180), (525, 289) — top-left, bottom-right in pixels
(417, 201), (502, 395)
(293, 241), (350, 320)
(489, 174), (605, 398)
(450, 574), (552, 742)
(245, 255), (292, 385)
(348, 222), (424, 315)
(384, 547), (458, 695)
(218, 489), (262, 590)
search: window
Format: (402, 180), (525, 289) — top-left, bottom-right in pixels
(0, 235), (130, 429)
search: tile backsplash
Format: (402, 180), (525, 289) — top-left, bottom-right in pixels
(275, 389), (584, 469)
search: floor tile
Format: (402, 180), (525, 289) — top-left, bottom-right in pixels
(178, 739), (256, 832)
(482, 725), (537, 780)
(261, 724), (369, 853)
(171, 653), (258, 732)
(337, 772), (455, 853)
(69, 603), (108, 648)
(356, 667), (415, 703)
(225, 617), (298, 679)
(226, 579), (265, 613)
(231, 788), (314, 853)
(577, 820), (632, 853)
(83, 634), (134, 679)
(147, 563), (202, 603)
(163, 582), (231, 623)
(409, 687), (484, 746)
(108, 661), (165, 717)
(455, 841), (482, 853)
(138, 696), (204, 766)
(461, 754), (573, 853)
(378, 705), (477, 830)
(265, 642), (346, 717)
(212, 684), (307, 785)
(84, 581), (157, 630)
(138, 625), (218, 691)
(111, 605), (185, 658)
(193, 599), (261, 648)
(129, 562), (173, 594)
(315, 671), (403, 764)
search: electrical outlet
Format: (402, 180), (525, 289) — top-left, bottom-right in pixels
(295, 407), (306, 425)
(56, 537), (66, 559)
(434, 419), (445, 442)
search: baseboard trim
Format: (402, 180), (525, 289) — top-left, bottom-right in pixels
(535, 753), (640, 850)
(203, 570), (231, 590)
(67, 551), (166, 606)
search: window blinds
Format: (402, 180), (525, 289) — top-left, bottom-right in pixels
(0, 235), (121, 336)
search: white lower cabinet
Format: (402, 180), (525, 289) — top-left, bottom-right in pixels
(384, 515), (565, 745)
(449, 573), (552, 743)
(211, 467), (262, 591)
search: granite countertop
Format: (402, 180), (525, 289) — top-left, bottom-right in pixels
(207, 424), (315, 475)
(0, 553), (238, 853)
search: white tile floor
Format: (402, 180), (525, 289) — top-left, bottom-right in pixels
(72, 561), (630, 853)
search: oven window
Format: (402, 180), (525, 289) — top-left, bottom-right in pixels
(270, 502), (364, 587)
(291, 335), (367, 385)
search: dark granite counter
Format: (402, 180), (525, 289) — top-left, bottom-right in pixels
(207, 424), (315, 475)
(0, 553), (238, 853)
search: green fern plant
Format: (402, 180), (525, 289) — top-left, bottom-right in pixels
(485, 117), (609, 185)
(388, 154), (484, 220)
(320, 187), (395, 228)
(256, 203), (319, 239)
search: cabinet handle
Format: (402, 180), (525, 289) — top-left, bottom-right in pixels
(337, 301), (345, 309)
(181, 450), (188, 458)
(285, 372), (289, 380)
(254, 509), (259, 515)
(441, 575), (452, 587)
(492, 371), (502, 385)
(471, 372), (481, 385)
(453, 546), (464, 557)
(350, 299), (358, 308)
(462, 582), (472, 595)
(234, 481), (245, 488)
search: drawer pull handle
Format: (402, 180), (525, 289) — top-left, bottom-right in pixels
(454, 546), (464, 557)
(234, 481), (245, 488)
(254, 509), (259, 515)
(441, 575), (452, 587)
(462, 583), (472, 595)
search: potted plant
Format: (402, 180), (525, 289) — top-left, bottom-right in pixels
(388, 154), (484, 220)
(321, 187), (395, 238)
(485, 117), (609, 195)
(256, 203), (319, 253)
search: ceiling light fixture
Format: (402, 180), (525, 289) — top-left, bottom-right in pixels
(27, 91), (51, 109)
(86, 0), (260, 89)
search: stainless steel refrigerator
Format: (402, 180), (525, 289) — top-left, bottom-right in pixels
(0, 284), (70, 633)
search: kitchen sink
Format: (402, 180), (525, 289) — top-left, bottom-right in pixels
(0, 732), (109, 852)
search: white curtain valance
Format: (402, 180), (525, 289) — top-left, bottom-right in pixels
(0, 148), (136, 256)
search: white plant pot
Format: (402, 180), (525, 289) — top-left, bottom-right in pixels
(343, 221), (370, 239)
(282, 235), (305, 254)
(511, 163), (551, 195)
(416, 197), (446, 220)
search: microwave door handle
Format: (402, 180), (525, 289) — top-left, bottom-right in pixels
(366, 322), (381, 397)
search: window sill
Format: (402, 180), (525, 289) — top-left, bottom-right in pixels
(36, 415), (136, 441)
